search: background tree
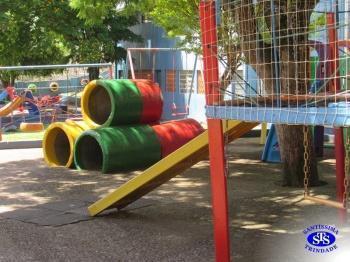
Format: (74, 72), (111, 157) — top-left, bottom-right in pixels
(56, 1), (141, 80)
(221, 0), (320, 186)
(70, 0), (201, 50)
(0, 0), (69, 86)
(0, 0), (140, 84)
(71, 0), (322, 187)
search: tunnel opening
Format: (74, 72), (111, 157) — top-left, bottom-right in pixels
(45, 127), (71, 166)
(75, 135), (103, 171)
(87, 84), (112, 125)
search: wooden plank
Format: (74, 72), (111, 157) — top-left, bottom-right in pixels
(304, 195), (345, 209)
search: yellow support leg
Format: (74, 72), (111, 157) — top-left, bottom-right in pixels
(260, 123), (268, 145)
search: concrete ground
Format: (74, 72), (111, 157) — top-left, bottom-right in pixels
(0, 138), (349, 262)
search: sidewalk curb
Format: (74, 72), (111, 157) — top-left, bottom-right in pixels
(0, 140), (42, 149)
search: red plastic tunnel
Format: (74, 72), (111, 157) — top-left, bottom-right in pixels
(132, 79), (163, 124)
(152, 119), (205, 158)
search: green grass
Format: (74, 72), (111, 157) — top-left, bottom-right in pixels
(1, 130), (45, 142)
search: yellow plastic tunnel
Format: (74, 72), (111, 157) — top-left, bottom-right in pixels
(43, 120), (92, 168)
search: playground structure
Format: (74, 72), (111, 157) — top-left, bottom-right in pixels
(49, 2), (350, 261)
(0, 89), (43, 133)
(43, 79), (205, 174)
(42, 76), (256, 215)
(88, 120), (256, 215)
(0, 63), (112, 137)
(36, 1), (350, 261)
(198, 1), (350, 261)
(81, 79), (163, 127)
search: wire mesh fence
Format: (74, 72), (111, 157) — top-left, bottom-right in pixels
(203, 0), (350, 127)
(0, 63), (113, 141)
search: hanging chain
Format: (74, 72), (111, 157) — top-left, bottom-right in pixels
(303, 126), (311, 197)
(343, 129), (350, 208)
(302, 127), (349, 209)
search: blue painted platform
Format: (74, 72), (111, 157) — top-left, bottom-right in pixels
(206, 106), (350, 127)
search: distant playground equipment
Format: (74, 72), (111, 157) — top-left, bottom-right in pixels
(27, 83), (38, 93)
(0, 86), (53, 133)
(80, 78), (89, 86)
(49, 82), (59, 92)
(0, 86), (15, 102)
(20, 91), (44, 132)
(0, 89), (42, 131)
(19, 122), (44, 132)
(0, 87), (44, 132)
(0, 90), (7, 102)
(0, 63), (114, 136)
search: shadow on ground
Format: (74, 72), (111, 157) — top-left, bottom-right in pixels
(0, 138), (349, 261)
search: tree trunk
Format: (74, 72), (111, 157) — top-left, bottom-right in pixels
(88, 67), (100, 81)
(226, 0), (320, 187)
(276, 125), (319, 187)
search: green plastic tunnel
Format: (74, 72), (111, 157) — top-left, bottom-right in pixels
(74, 125), (162, 173)
(73, 119), (204, 174)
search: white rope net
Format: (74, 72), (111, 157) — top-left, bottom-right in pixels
(205, 0), (350, 127)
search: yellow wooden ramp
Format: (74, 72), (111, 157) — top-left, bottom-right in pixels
(88, 120), (257, 216)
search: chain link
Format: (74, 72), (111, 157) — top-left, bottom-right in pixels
(303, 126), (311, 197)
(343, 129), (350, 208)
(303, 126), (348, 209)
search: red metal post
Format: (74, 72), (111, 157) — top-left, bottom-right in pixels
(327, 12), (346, 220)
(200, 1), (231, 261)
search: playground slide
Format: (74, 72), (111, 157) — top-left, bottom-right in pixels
(0, 96), (25, 117)
(88, 120), (257, 216)
(24, 91), (40, 117)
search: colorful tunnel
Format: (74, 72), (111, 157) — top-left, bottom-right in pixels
(43, 120), (91, 168)
(74, 125), (162, 173)
(74, 119), (204, 173)
(81, 79), (163, 127)
(152, 119), (204, 158)
(44, 79), (204, 174)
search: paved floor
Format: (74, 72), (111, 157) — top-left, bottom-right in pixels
(0, 138), (349, 262)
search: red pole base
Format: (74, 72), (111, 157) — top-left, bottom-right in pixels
(207, 119), (231, 262)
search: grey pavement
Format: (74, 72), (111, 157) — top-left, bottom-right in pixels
(0, 138), (349, 262)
